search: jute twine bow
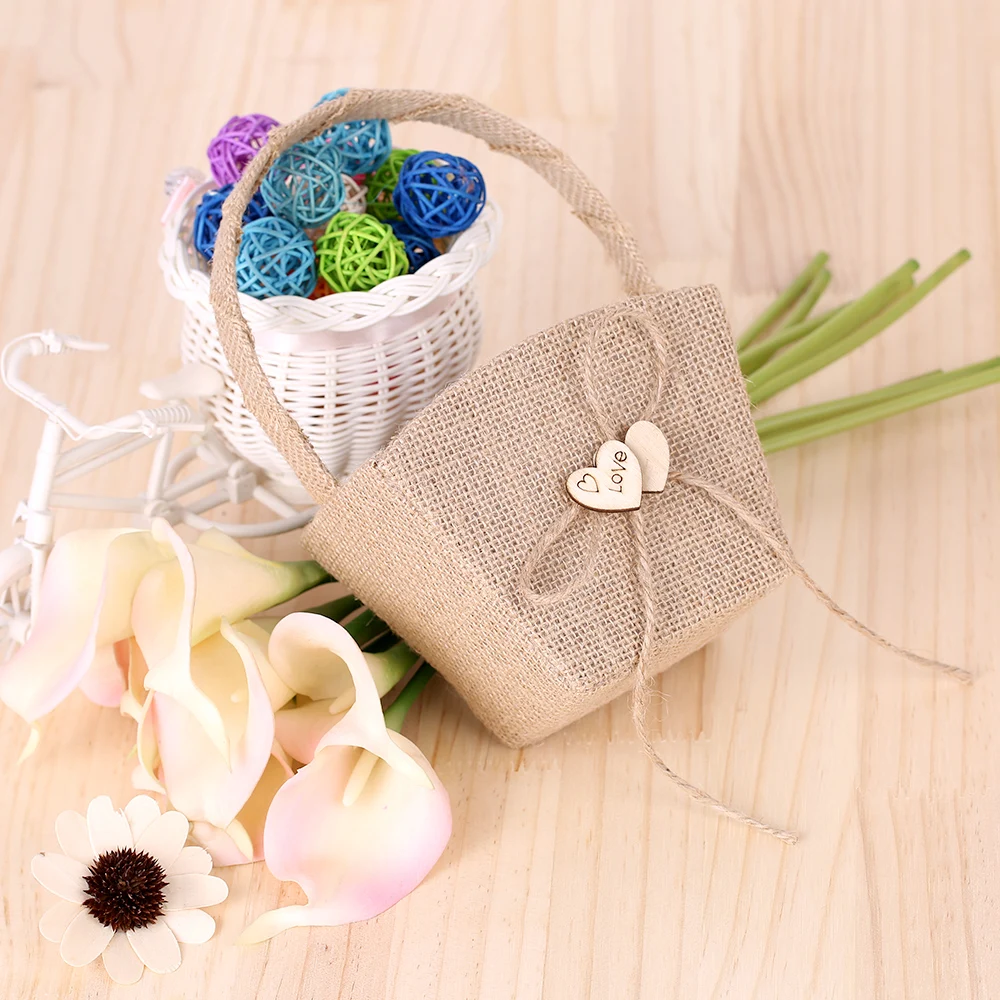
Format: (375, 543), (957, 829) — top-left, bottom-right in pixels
(518, 309), (971, 846)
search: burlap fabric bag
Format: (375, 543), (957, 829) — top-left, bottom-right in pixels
(210, 94), (961, 838)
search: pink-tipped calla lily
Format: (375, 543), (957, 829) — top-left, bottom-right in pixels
(239, 614), (451, 943)
(273, 699), (348, 766)
(0, 529), (174, 740)
(132, 521), (327, 759)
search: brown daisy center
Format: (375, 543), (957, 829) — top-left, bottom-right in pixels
(82, 848), (168, 932)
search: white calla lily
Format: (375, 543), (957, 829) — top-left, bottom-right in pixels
(148, 620), (291, 864)
(132, 520), (328, 758)
(239, 614), (450, 943)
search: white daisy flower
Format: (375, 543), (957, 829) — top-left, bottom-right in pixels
(31, 794), (229, 985)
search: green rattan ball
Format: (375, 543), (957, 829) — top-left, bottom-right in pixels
(365, 148), (417, 221)
(316, 212), (409, 292)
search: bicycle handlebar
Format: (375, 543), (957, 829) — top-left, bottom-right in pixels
(1, 332), (201, 440)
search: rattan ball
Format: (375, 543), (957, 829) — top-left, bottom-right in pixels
(312, 90), (391, 176)
(193, 184), (270, 262)
(341, 173), (368, 214)
(393, 151), (486, 239)
(389, 218), (441, 273)
(316, 212), (409, 292)
(366, 148), (417, 221)
(236, 217), (316, 299)
(207, 114), (279, 185)
(261, 141), (345, 230)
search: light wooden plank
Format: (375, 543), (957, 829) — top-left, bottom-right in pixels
(0, 1), (997, 997)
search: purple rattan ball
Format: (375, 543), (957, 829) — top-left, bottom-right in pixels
(207, 114), (280, 185)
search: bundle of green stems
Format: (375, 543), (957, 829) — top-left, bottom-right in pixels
(740, 250), (1000, 454)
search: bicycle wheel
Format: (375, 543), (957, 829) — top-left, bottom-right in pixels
(0, 544), (32, 665)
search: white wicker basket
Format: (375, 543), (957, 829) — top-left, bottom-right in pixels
(159, 169), (500, 497)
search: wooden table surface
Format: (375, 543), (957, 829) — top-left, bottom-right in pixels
(2, 2), (998, 997)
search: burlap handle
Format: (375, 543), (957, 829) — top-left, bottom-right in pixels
(209, 88), (662, 504)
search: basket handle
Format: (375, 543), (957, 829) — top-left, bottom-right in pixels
(210, 88), (662, 503)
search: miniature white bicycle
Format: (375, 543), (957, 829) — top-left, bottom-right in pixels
(0, 330), (315, 664)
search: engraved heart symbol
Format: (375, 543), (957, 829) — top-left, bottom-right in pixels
(624, 420), (670, 493)
(566, 440), (643, 512)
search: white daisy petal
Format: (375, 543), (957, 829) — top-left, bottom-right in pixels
(59, 909), (114, 967)
(126, 921), (181, 975)
(124, 795), (161, 843)
(164, 908), (216, 944)
(133, 810), (189, 870)
(168, 845), (213, 876)
(39, 900), (82, 943)
(102, 930), (144, 986)
(54, 811), (93, 866)
(31, 853), (88, 903)
(87, 796), (133, 855)
(164, 873), (229, 910)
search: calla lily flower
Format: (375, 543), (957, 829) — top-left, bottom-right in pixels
(269, 602), (417, 765)
(77, 640), (130, 709)
(132, 520), (328, 759)
(0, 529), (174, 734)
(273, 699), (347, 766)
(190, 756), (290, 866)
(135, 619), (295, 865)
(239, 614), (451, 943)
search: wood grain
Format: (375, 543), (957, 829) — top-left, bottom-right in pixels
(1, 1), (998, 997)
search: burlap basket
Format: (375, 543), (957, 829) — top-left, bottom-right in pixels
(210, 90), (793, 748)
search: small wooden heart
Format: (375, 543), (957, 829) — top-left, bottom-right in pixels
(566, 440), (643, 512)
(625, 420), (671, 493)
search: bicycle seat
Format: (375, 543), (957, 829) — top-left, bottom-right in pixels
(139, 363), (225, 401)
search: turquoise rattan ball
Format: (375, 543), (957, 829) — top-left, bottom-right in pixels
(236, 216), (316, 299)
(261, 141), (346, 230)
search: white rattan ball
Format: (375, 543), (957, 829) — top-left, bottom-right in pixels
(341, 174), (367, 214)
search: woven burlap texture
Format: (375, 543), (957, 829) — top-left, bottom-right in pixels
(209, 90), (789, 747)
(304, 287), (789, 746)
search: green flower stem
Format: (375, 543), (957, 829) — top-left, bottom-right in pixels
(292, 561), (335, 591)
(306, 595), (363, 622)
(754, 370), (945, 436)
(342, 608), (392, 648)
(371, 639), (422, 689)
(735, 252), (829, 352)
(383, 662), (436, 733)
(750, 250), (970, 406)
(783, 267), (831, 328)
(738, 304), (847, 376)
(758, 357), (1000, 454)
(305, 597), (392, 649)
(747, 259), (919, 398)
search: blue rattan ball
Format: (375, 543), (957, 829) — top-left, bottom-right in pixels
(312, 88), (392, 175)
(260, 141), (346, 230)
(236, 216), (316, 299)
(389, 218), (441, 273)
(393, 151), (486, 239)
(193, 184), (270, 261)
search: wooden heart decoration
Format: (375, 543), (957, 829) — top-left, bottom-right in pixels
(625, 420), (671, 493)
(566, 440), (642, 512)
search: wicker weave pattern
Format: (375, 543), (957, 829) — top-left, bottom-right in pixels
(160, 173), (499, 483)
